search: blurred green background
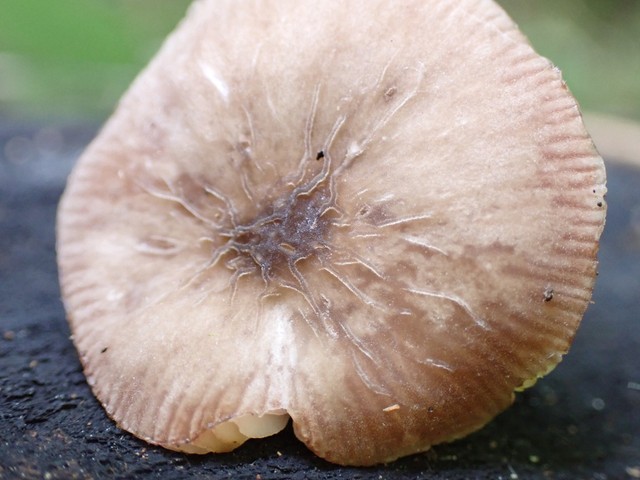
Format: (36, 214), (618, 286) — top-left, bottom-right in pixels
(0, 0), (638, 121)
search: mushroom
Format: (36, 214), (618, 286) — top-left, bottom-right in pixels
(56, 0), (607, 466)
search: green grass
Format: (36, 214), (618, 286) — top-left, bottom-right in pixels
(0, 0), (191, 118)
(1, 0), (638, 121)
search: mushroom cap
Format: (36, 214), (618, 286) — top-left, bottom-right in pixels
(56, 0), (606, 466)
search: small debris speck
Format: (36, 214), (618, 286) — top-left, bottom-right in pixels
(3, 330), (15, 341)
(591, 397), (606, 411)
(627, 381), (640, 391)
(529, 455), (540, 464)
(383, 404), (400, 412)
(385, 86), (397, 98)
(626, 466), (640, 478)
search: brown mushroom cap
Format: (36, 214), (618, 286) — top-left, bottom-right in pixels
(56, 0), (607, 466)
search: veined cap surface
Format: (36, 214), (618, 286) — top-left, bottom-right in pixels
(57, 0), (606, 466)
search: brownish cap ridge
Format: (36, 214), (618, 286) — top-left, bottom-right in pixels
(56, 0), (606, 466)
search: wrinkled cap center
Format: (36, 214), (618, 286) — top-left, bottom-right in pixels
(221, 158), (338, 286)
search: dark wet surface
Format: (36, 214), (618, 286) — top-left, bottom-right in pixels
(1, 121), (638, 479)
